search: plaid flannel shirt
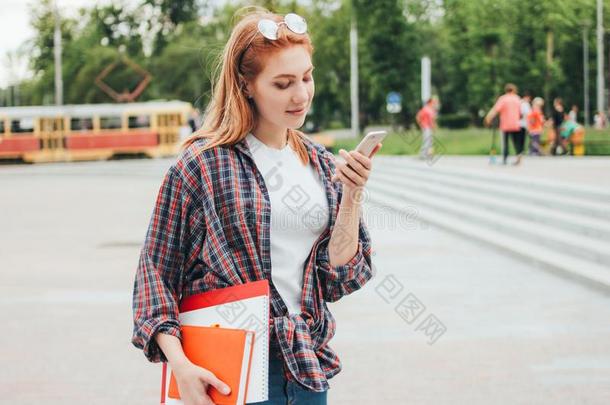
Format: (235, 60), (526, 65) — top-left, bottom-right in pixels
(131, 134), (374, 392)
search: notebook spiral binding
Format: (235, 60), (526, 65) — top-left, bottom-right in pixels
(261, 294), (269, 398)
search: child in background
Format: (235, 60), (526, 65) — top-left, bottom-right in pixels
(560, 112), (581, 155)
(527, 97), (545, 156)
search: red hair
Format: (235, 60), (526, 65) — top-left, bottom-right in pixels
(183, 7), (314, 165)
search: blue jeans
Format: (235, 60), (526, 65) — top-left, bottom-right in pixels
(248, 349), (328, 405)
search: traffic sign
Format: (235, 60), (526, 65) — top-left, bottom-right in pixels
(386, 92), (402, 114)
(386, 103), (402, 113)
(386, 91), (402, 105)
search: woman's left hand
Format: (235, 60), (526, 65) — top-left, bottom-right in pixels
(331, 143), (382, 194)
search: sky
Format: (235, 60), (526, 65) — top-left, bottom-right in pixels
(0, 0), (121, 88)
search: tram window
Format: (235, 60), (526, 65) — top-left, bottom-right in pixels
(128, 115), (150, 129)
(10, 118), (35, 134)
(100, 116), (122, 129)
(70, 117), (93, 131)
(0, 120), (4, 134)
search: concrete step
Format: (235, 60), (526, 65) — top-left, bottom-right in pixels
(371, 170), (610, 241)
(375, 161), (610, 221)
(382, 156), (610, 204)
(364, 184), (610, 294)
(366, 180), (610, 267)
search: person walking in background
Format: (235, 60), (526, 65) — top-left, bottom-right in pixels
(551, 98), (565, 155)
(560, 111), (581, 155)
(415, 97), (438, 161)
(187, 108), (202, 133)
(594, 111), (606, 129)
(527, 97), (545, 156)
(484, 83), (523, 165)
(518, 92), (532, 163)
(569, 104), (579, 123)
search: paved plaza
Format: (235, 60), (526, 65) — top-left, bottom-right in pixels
(1, 156), (609, 404)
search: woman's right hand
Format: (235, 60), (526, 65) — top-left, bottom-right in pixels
(171, 360), (231, 405)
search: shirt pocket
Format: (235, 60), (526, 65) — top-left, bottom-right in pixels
(217, 192), (258, 247)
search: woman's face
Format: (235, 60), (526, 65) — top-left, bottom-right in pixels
(247, 45), (314, 132)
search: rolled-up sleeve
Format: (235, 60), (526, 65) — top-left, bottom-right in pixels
(316, 218), (374, 302)
(316, 150), (376, 302)
(131, 164), (205, 363)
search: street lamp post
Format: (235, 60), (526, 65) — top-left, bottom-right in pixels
(596, 0), (604, 116)
(583, 21), (590, 127)
(350, 7), (359, 138)
(54, 0), (63, 106)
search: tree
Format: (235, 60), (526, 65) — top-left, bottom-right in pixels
(11, 0), (607, 128)
(304, 0), (352, 129)
(142, 0), (203, 56)
(354, 0), (420, 127)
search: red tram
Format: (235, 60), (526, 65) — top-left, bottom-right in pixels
(0, 101), (192, 163)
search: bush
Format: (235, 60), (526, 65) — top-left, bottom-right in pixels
(438, 113), (471, 129)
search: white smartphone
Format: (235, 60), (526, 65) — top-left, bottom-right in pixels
(355, 130), (387, 157)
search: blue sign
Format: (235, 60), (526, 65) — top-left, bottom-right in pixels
(386, 92), (402, 105)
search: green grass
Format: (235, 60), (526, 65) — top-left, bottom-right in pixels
(582, 129), (610, 155)
(334, 128), (610, 156)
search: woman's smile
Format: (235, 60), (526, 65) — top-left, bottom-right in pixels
(286, 106), (307, 116)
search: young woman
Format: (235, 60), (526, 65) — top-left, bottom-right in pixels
(132, 8), (381, 405)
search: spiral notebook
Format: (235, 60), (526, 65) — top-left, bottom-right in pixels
(160, 280), (270, 404)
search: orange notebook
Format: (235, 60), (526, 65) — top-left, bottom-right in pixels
(166, 325), (255, 405)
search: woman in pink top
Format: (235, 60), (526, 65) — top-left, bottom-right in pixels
(416, 98), (438, 160)
(485, 83), (524, 165)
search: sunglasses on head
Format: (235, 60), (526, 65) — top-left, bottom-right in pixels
(257, 13), (307, 40)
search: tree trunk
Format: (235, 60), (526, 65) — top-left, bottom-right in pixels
(544, 30), (554, 116)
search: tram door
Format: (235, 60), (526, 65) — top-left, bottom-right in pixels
(156, 113), (181, 146)
(39, 117), (65, 151)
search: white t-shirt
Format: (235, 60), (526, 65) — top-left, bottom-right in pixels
(245, 133), (329, 314)
(520, 100), (532, 128)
